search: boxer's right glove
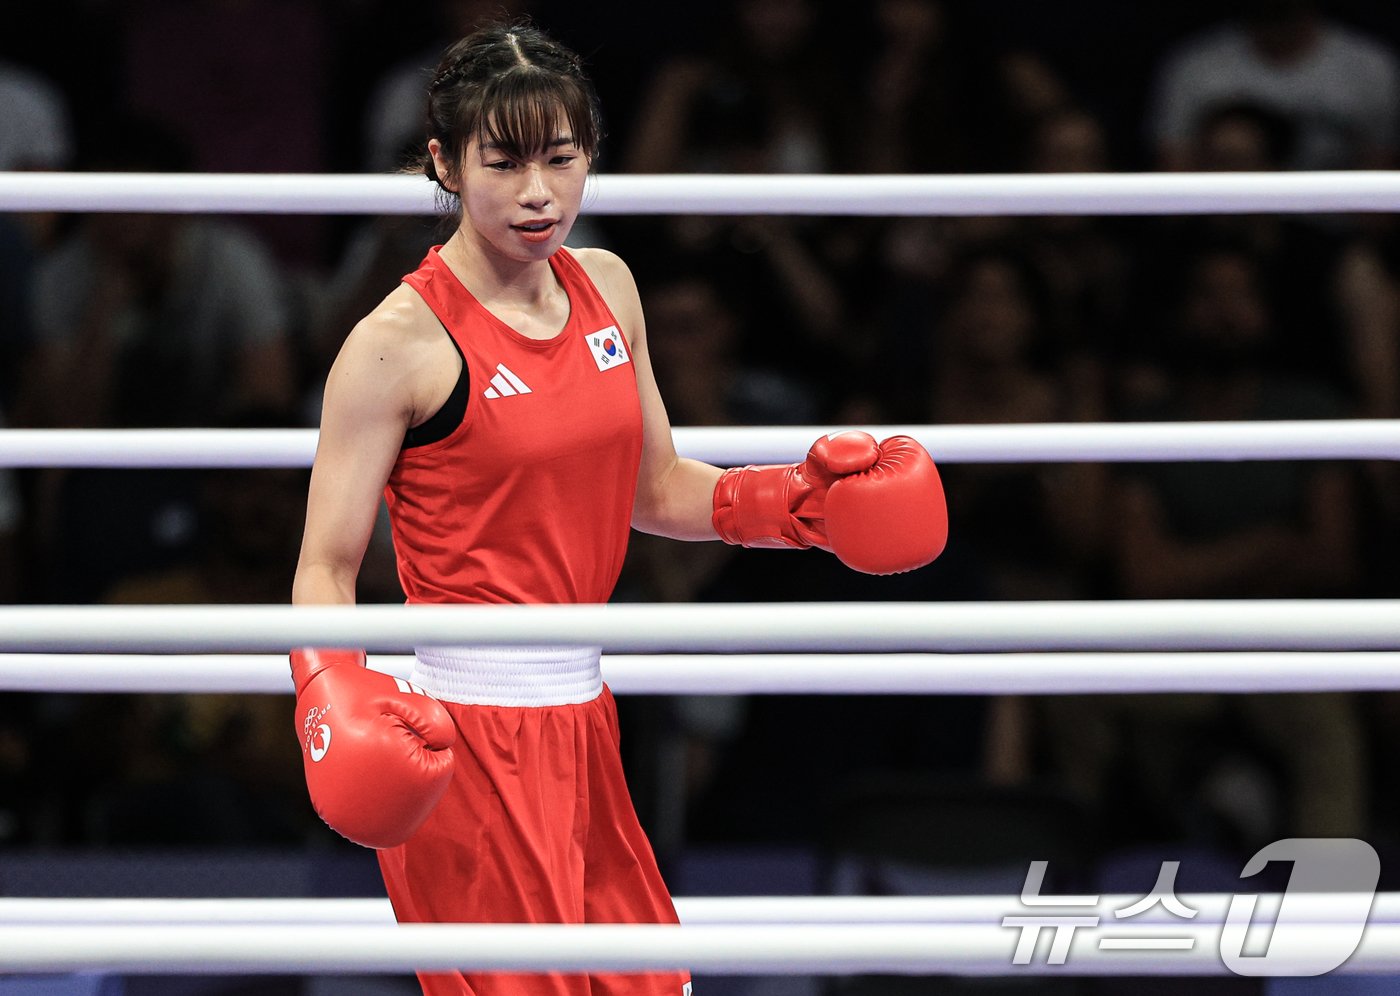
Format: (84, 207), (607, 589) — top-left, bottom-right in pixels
(290, 648), (456, 849)
(712, 430), (947, 575)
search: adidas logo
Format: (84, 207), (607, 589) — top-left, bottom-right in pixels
(483, 363), (532, 399)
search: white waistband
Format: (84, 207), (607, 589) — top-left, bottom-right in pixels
(411, 645), (603, 707)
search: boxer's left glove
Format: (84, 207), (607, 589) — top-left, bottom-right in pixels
(291, 648), (456, 849)
(712, 430), (947, 575)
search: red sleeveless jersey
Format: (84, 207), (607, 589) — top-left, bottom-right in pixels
(385, 246), (642, 605)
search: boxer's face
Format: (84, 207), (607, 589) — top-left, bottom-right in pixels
(430, 98), (591, 267)
(457, 127), (588, 263)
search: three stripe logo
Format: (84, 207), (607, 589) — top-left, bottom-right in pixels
(483, 363), (532, 399)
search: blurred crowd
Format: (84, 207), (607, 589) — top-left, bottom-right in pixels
(3, 0), (1400, 883)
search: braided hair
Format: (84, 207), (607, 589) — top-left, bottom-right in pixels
(417, 21), (602, 205)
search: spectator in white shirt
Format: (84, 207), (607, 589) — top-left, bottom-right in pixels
(1147, 0), (1400, 171)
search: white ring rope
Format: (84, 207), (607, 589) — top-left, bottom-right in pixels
(1, 921), (1398, 975)
(6, 651), (1400, 695)
(2, 421), (1399, 468)
(0, 894), (1389, 926)
(1, 602), (1397, 654)
(0, 602), (1398, 655)
(1, 601), (1398, 654)
(4, 170), (1400, 216)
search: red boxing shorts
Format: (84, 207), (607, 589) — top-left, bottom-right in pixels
(377, 683), (692, 996)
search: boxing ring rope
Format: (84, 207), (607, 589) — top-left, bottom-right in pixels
(6, 651), (1400, 695)
(2, 419), (1399, 468)
(4, 169), (1400, 216)
(2, 921), (1400, 975)
(5, 887), (1399, 974)
(2, 601), (1398, 654)
(2, 893), (1394, 926)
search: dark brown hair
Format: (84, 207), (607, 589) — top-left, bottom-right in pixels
(418, 21), (602, 201)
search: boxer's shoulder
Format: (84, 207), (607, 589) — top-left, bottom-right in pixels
(344, 286), (456, 372)
(568, 247), (643, 339)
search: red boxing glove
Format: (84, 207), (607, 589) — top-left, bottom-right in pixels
(712, 431), (947, 575)
(290, 648), (456, 849)
(824, 435), (947, 574)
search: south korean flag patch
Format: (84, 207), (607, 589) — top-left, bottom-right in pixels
(585, 325), (630, 372)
